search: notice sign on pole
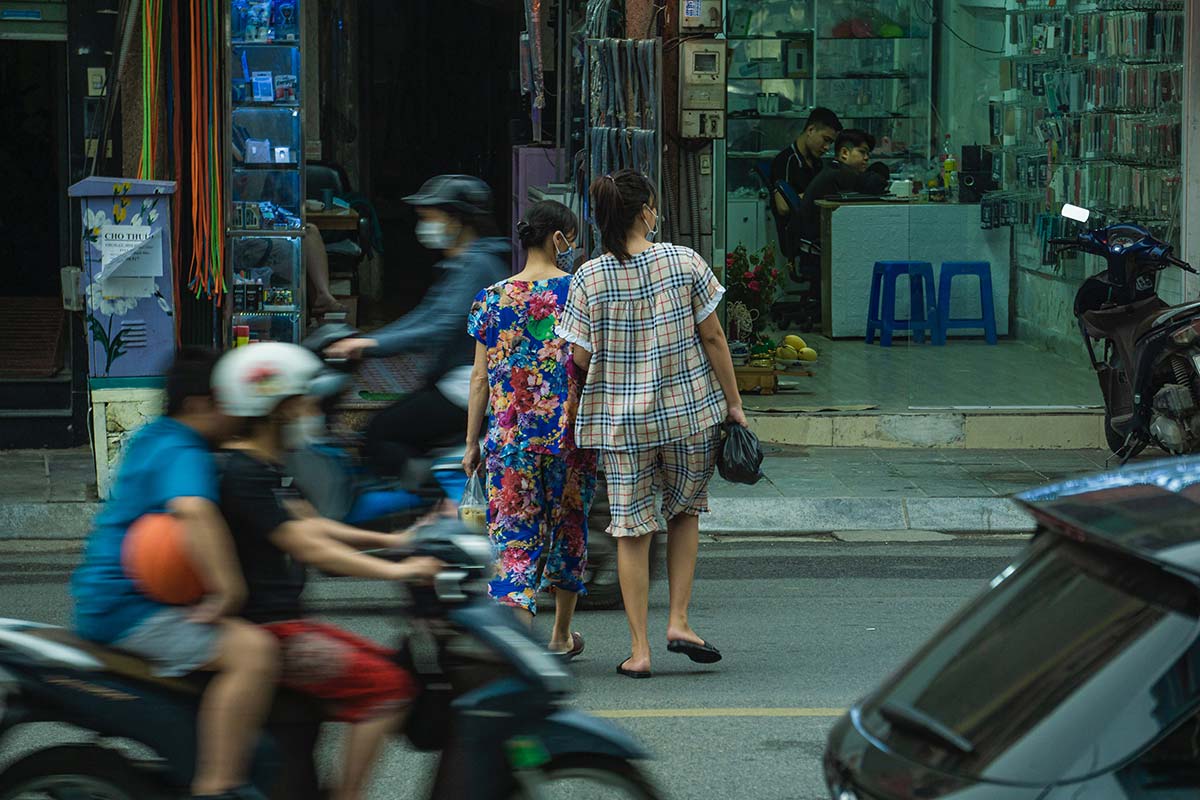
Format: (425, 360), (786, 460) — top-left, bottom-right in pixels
(98, 225), (162, 298)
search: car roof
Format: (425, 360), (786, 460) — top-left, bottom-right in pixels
(1017, 456), (1200, 578)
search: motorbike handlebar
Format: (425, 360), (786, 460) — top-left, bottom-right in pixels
(1168, 255), (1197, 274)
(1048, 238), (1079, 246)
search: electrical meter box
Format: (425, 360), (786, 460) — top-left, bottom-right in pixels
(680, 0), (722, 32)
(68, 176), (178, 378)
(679, 40), (726, 139)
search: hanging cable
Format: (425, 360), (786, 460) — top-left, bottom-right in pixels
(168, 0), (182, 345)
(139, 0), (163, 179)
(187, 0), (224, 304)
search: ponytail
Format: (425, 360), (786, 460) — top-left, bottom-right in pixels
(589, 169), (656, 263)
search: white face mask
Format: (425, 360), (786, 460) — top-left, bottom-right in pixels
(643, 206), (659, 242)
(282, 414), (326, 450)
(415, 220), (458, 251)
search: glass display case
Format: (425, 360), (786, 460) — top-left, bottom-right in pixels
(813, 2), (931, 174)
(723, 1), (817, 203)
(225, 0), (305, 346)
(716, 0), (933, 333)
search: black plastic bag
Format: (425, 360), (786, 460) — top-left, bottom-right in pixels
(717, 421), (765, 485)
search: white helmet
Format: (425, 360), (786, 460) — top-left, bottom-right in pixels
(212, 342), (345, 417)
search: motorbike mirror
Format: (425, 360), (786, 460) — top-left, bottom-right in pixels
(1061, 203), (1091, 223)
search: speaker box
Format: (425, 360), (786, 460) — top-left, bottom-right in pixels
(958, 145), (995, 203)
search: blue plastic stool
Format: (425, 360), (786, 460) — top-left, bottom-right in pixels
(938, 261), (998, 345)
(866, 261), (942, 347)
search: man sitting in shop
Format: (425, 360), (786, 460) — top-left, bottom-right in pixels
(797, 128), (890, 247)
(769, 107), (842, 259)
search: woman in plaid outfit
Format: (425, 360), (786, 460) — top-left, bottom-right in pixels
(557, 169), (746, 679)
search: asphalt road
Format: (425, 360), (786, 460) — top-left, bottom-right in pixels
(0, 537), (1025, 799)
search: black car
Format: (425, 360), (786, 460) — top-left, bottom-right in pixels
(825, 457), (1200, 799)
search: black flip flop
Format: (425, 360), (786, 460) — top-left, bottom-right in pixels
(617, 658), (652, 679)
(667, 639), (722, 664)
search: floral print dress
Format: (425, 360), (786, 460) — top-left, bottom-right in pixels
(467, 276), (597, 613)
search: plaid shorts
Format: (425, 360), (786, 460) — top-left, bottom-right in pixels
(601, 425), (721, 537)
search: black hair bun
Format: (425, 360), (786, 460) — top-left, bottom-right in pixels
(516, 220), (536, 247)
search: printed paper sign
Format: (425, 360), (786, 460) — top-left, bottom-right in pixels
(99, 225), (162, 281)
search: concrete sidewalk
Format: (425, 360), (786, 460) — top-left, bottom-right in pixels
(0, 445), (1125, 538)
(705, 445), (1125, 536)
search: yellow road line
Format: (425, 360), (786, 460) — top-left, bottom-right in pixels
(591, 707), (845, 719)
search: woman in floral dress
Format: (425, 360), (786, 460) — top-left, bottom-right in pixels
(464, 200), (596, 658)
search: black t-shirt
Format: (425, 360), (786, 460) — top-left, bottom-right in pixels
(797, 160), (889, 242)
(218, 450), (308, 623)
(769, 143), (823, 211)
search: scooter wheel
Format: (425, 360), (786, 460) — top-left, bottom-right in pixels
(512, 755), (662, 799)
(0, 745), (165, 800)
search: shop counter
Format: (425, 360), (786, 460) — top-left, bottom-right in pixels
(817, 200), (1011, 339)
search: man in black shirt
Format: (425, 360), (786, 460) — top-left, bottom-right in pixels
(798, 129), (890, 244)
(769, 107), (842, 259)
(212, 342), (443, 800)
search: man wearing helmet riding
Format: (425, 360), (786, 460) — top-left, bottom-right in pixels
(211, 342), (443, 800)
(324, 175), (510, 478)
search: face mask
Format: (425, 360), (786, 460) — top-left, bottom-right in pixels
(415, 221), (458, 251)
(553, 233), (576, 271)
(282, 414), (326, 450)
(643, 206), (659, 242)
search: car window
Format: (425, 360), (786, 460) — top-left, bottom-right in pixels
(860, 535), (1200, 784)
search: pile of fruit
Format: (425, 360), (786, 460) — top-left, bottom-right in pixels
(775, 334), (818, 366)
(746, 334), (818, 368)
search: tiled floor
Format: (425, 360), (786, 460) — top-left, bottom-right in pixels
(745, 334), (1100, 412)
(708, 445), (1139, 500)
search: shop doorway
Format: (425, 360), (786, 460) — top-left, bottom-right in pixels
(358, 0), (523, 321)
(0, 38), (77, 446)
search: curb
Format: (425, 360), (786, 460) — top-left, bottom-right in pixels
(0, 496), (1037, 539)
(0, 503), (101, 539)
(703, 496), (1036, 535)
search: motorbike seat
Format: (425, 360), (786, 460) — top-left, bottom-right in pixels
(1081, 296), (1167, 340)
(12, 623), (206, 695)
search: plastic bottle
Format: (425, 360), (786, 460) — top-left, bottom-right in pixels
(941, 134), (958, 191)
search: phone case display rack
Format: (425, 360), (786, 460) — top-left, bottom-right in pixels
(223, 0), (307, 347)
(581, 37), (664, 257)
(984, 0), (1184, 272)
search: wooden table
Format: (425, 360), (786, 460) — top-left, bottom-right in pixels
(307, 208), (359, 231)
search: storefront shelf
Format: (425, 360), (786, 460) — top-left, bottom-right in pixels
(815, 36), (928, 41)
(233, 101), (300, 109)
(724, 31), (813, 41)
(814, 73), (924, 80)
(234, 162), (301, 170)
(232, 40), (301, 48)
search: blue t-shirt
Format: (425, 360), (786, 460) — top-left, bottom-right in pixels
(71, 416), (220, 643)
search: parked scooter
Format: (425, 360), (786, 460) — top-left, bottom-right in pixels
(1057, 204), (1200, 459)
(0, 522), (661, 799)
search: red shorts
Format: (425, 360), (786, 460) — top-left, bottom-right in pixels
(262, 619), (417, 723)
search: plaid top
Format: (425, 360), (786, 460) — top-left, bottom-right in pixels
(556, 243), (726, 450)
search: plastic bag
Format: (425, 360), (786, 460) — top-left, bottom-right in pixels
(717, 421), (765, 485)
(458, 471), (488, 533)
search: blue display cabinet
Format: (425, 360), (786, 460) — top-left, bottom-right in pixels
(68, 176), (178, 378)
(226, 0), (306, 346)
